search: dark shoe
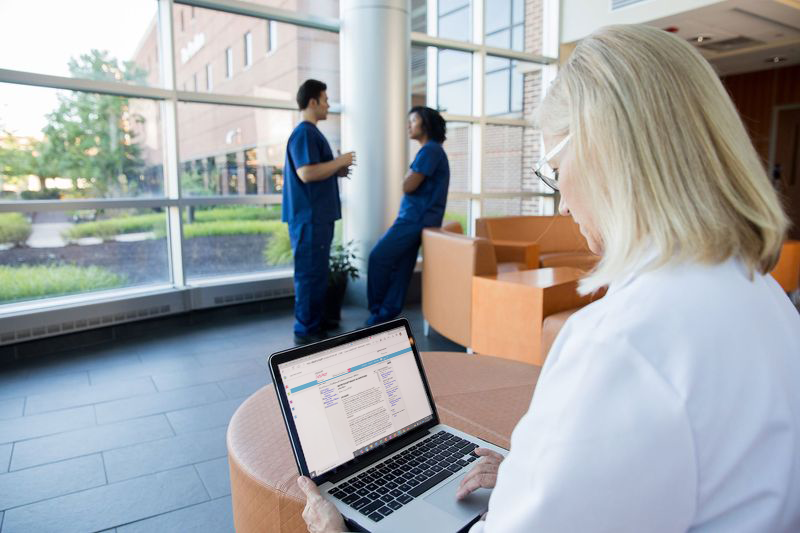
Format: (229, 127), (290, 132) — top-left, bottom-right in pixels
(320, 318), (340, 332)
(293, 331), (327, 346)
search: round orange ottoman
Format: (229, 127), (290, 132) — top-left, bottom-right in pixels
(226, 351), (541, 533)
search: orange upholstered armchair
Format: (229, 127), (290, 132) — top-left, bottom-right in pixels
(771, 240), (800, 293)
(422, 222), (597, 364)
(476, 215), (599, 271)
(421, 221), (536, 348)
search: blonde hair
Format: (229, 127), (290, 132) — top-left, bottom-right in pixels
(537, 24), (788, 294)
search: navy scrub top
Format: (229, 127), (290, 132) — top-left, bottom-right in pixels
(397, 141), (450, 227)
(282, 121), (341, 225)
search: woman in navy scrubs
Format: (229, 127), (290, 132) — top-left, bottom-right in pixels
(366, 106), (450, 326)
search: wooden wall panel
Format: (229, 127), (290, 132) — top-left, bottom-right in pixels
(721, 64), (800, 165)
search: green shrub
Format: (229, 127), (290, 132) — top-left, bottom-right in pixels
(264, 224), (292, 266)
(63, 213), (165, 241)
(192, 205), (281, 222)
(180, 219), (284, 238)
(0, 213), (33, 245)
(0, 265), (126, 302)
(443, 211), (468, 233)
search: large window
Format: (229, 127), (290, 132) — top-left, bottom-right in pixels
(0, 0), (343, 309)
(0, 0), (554, 312)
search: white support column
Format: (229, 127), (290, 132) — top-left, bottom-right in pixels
(470, 0), (485, 236)
(158, 0), (186, 288)
(340, 0), (410, 271)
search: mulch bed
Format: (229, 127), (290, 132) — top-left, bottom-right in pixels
(0, 234), (275, 283)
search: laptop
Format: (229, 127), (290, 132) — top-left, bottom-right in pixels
(268, 318), (507, 532)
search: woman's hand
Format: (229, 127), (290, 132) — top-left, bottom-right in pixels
(297, 476), (347, 533)
(455, 448), (505, 500)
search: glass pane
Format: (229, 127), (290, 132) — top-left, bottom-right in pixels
(411, 0), (428, 33)
(513, 0), (525, 24)
(411, 46), (429, 107)
(182, 203), (287, 281)
(438, 81), (471, 115)
(443, 198), (469, 233)
(439, 0), (470, 15)
(0, 83), (164, 200)
(484, 125), (536, 192)
(486, 56), (510, 72)
(0, 0), (160, 87)
(438, 50), (471, 84)
(485, 70), (510, 116)
(485, 30), (511, 49)
(511, 64), (523, 113)
(444, 122), (471, 193)
(0, 208), (169, 306)
(522, 196), (556, 215)
(177, 103), (340, 197)
(485, 0), (511, 35)
(512, 25), (525, 51)
(170, 5), (340, 102)
(482, 198), (522, 217)
(438, 7), (471, 42)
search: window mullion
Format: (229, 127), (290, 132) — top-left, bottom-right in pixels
(158, 0), (186, 288)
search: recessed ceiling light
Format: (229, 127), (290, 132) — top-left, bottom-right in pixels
(694, 35), (712, 43)
(766, 56), (788, 63)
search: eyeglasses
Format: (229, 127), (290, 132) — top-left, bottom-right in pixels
(533, 134), (571, 192)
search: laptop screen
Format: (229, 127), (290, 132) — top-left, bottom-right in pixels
(277, 325), (434, 477)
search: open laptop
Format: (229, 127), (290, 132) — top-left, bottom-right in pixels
(268, 318), (507, 532)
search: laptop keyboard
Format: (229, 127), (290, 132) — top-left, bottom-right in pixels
(328, 430), (479, 523)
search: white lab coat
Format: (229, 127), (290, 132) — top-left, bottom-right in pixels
(471, 258), (800, 532)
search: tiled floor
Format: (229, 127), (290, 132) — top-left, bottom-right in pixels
(0, 301), (463, 533)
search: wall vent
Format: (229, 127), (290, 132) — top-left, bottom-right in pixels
(0, 304), (172, 346)
(212, 286), (293, 306)
(698, 36), (764, 52)
(611, 0), (648, 11)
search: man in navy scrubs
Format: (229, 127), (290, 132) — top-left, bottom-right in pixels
(283, 79), (355, 344)
(366, 106), (449, 326)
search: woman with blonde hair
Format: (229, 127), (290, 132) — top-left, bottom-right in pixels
(297, 24), (800, 532)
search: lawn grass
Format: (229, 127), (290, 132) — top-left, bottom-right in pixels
(181, 219), (285, 238)
(193, 205), (281, 222)
(0, 265), (126, 302)
(0, 213), (33, 245)
(63, 214), (165, 241)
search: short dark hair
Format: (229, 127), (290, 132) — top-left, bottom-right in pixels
(409, 106), (447, 143)
(297, 79), (327, 110)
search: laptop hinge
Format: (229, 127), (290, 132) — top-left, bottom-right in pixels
(328, 429), (427, 484)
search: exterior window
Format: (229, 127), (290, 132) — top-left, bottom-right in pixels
(206, 63), (213, 91)
(267, 20), (278, 53)
(225, 47), (233, 78)
(244, 32), (253, 67)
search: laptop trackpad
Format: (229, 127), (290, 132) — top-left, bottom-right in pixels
(423, 472), (491, 521)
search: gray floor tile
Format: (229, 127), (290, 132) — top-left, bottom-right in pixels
(117, 496), (233, 533)
(0, 444), (10, 474)
(0, 406), (95, 445)
(152, 359), (263, 392)
(166, 398), (243, 434)
(11, 415), (173, 471)
(195, 457), (231, 499)
(95, 383), (226, 425)
(217, 374), (271, 399)
(103, 426), (227, 483)
(89, 357), (197, 386)
(25, 377), (156, 415)
(193, 345), (265, 366)
(22, 349), (142, 379)
(1, 466), (208, 533)
(0, 398), (24, 420)
(0, 454), (106, 511)
(0, 371), (88, 401)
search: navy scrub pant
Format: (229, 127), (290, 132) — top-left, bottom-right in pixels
(289, 222), (334, 336)
(367, 219), (423, 325)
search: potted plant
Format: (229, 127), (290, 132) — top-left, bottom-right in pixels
(325, 240), (360, 324)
